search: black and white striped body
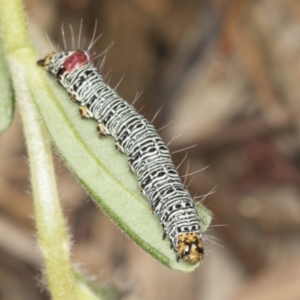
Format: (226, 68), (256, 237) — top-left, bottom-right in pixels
(38, 50), (204, 264)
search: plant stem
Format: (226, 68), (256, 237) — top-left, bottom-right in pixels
(10, 58), (78, 300)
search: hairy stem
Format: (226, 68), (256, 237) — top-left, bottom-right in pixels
(10, 58), (78, 300)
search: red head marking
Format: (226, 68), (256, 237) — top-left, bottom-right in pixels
(63, 50), (93, 72)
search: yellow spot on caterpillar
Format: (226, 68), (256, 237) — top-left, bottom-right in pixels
(97, 123), (105, 134)
(177, 233), (203, 264)
(79, 106), (89, 118)
(37, 52), (55, 69)
(115, 142), (124, 152)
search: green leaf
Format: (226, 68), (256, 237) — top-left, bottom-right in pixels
(28, 64), (212, 272)
(0, 32), (14, 133)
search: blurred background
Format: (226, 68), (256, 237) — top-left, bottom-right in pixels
(1, 0), (300, 299)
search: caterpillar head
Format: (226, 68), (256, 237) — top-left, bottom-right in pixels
(177, 233), (204, 264)
(37, 50), (93, 78)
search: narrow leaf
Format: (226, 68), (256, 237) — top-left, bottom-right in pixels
(28, 64), (212, 272)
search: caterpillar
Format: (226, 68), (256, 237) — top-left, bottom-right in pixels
(37, 49), (204, 264)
